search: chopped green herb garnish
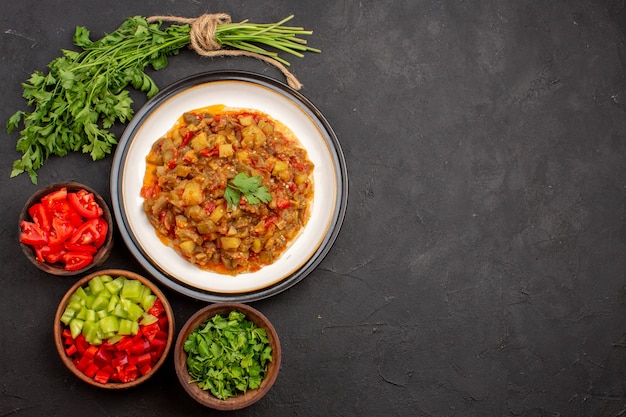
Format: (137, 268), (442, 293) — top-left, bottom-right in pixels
(183, 310), (273, 400)
(224, 172), (272, 208)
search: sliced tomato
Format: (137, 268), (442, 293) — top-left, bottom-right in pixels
(48, 218), (75, 246)
(48, 199), (83, 228)
(63, 252), (93, 271)
(68, 189), (103, 219)
(40, 244), (67, 263)
(41, 187), (68, 208)
(19, 221), (48, 246)
(276, 198), (292, 210)
(69, 219), (99, 246)
(27, 203), (51, 232)
(140, 185), (158, 200)
(93, 218), (108, 248)
(64, 241), (98, 254)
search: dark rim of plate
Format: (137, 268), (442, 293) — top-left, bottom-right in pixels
(110, 70), (348, 302)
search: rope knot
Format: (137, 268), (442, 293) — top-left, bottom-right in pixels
(147, 13), (302, 90)
(188, 13), (231, 53)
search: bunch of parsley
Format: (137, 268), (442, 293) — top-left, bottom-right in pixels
(7, 17), (190, 184)
(7, 15), (319, 184)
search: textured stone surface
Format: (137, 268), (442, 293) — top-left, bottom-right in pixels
(0, 1), (624, 416)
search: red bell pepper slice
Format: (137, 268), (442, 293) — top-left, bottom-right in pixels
(180, 130), (194, 147)
(135, 352), (152, 366)
(65, 345), (78, 356)
(118, 365), (139, 383)
(84, 363), (99, 378)
(94, 365), (113, 384)
(147, 299), (165, 317)
(111, 353), (129, 369)
(141, 322), (160, 341)
(138, 363), (153, 376)
(94, 347), (113, 368)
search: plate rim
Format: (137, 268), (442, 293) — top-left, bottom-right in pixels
(110, 70), (348, 302)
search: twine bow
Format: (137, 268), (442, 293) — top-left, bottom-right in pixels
(147, 13), (303, 90)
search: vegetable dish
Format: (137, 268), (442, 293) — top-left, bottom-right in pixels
(141, 106), (314, 274)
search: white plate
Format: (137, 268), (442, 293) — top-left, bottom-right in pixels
(111, 71), (348, 302)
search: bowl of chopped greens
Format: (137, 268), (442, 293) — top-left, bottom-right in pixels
(54, 269), (174, 389)
(174, 302), (281, 410)
(18, 182), (114, 276)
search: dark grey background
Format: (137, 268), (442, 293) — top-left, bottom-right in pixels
(1, 1), (624, 416)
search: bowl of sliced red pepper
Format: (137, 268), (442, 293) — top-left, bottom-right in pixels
(54, 269), (175, 389)
(18, 182), (114, 276)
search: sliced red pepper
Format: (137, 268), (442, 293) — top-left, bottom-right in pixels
(138, 363), (153, 376)
(68, 189), (104, 219)
(114, 336), (134, 352)
(199, 146), (219, 158)
(83, 345), (99, 359)
(111, 353), (129, 369)
(19, 221), (48, 246)
(118, 365), (139, 383)
(128, 339), (150, 355)
(147, 299), (165, 317)
(276, 198), (292, 210)
(180, 130), (194, 147)
(75, 356), (93, 373)
(83, 363), (99, 378)
(157, 316), (169, 332)
(94, 365), (113, 384)
(63, 252), (93, 271)
(94, 347), (113, 368)
(75, 334), (89, 354)
(141, 323), (160, 341)
(65, 344), (78, 356)
(150, 338), (167, 357)
(135, 352), (152, 366)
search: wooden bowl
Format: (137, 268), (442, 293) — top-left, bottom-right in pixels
(174, 303), (281, 410)
(53, 269), (175, 389)
(18, 182), (114, 276)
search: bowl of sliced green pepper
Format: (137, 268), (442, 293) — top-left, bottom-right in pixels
(174, 302), (281, 410)
(53, 269), (175, 389)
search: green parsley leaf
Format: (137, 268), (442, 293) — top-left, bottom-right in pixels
(182, 310), (273, 400)
(224, 172), (272, 208)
